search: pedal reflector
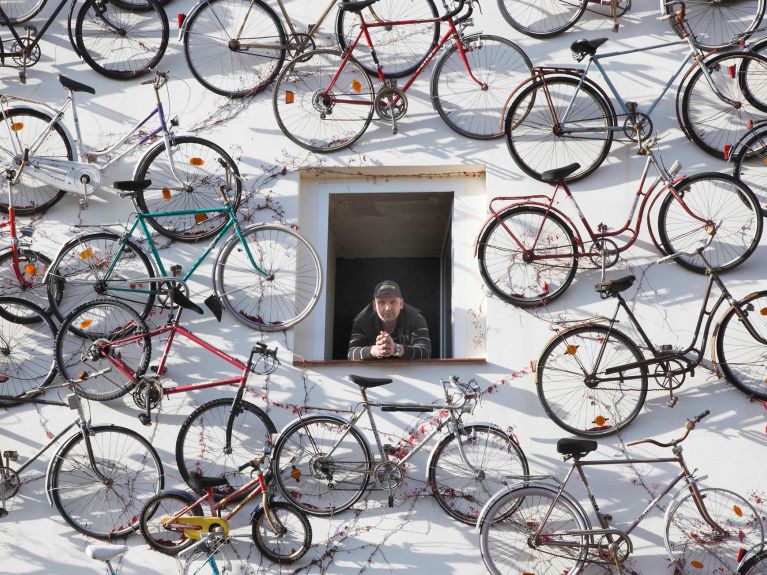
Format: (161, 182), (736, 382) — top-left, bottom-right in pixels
(189, 157), (204, 166)
(285, 91), (294, 104)
(162, 187), (171, 200)
(10, 123), (23, 132)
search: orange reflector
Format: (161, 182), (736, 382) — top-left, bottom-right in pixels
(10, 122), (23, 132)
(195, 212), (208, 223)
(162, 187), (171, 200)
(594, 415), (607, 426)
(79, 248), (93, 260)
(352, 79), (362, 93)
(733, 505), (743, 516)
(79, 319), (92, 329)
(566, 344), (578, 356)
(760, 307), (767, 315)
(285, 91), (294, 104)
(290, 466), (301, 482)
(189, 157), (204, 166)
(24, 263), (37, 276)
(690, 560), (704, 569)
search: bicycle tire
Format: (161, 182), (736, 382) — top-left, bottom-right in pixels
(272, 48), (374, 153)
(213, 223), (322, 331)
(732, 125), (767, 217)
(133, 136), (242, 242)
(479, 485), (589, 575)
(680, 52), (767, 158)
(176, 398), (276, 498)
(657, 173), (762, 274)
(140, 491), (204, 555)
(183, 0), (286, 98)
(497, 0), (586, 38)
(428, 424), (529, 525)
(0, 108), (72, 215)
(665, 487), (764, 575)
(715, 290), (767, 400)
(505, 75), (615, 183)
(739, 549), (767, 574)
(49, 424), (164, 539)
(54, 299), (151, 401)
(271, 415), (372, 516)
(335, 0), (439, 78)
(46, 231), (157, 322)
(0, 248), (55, 319)
(0, 297), (57, 407)
(0, 0), (47, 24)
(252, 501), (312, 564)
(431, 34), (533, 139)
(75, 0), (169, 80)
(477, 205), (579, 307)
(664, 0), (765, 50)
(536, 324), (648, 436)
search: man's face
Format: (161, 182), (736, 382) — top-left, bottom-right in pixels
(373, 294), (404, 323)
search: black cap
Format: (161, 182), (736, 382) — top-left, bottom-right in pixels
(373, 280), (402, 298)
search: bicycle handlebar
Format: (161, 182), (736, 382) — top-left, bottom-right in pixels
(626, 410), (709, 448)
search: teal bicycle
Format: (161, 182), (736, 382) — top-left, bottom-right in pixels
(43, 179), (322, 331)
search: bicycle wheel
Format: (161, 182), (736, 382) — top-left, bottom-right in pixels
(133, 136), (242, 242)
(740, 549), (767, 574)
(273, 49), (374, 153)
(0, 108), (72, 215)
(0, 248), (54, 319)
(75, 0), (169, 79)
(431, 35), (533, 139)
(140, 492), (204, 555)
(428, 424), (529, 525)
(658, 173), (762, 274)
(505, 76), (615, 182)
(681, 52), (767, 158)
(536, 324), (648, 436)
(49, 425), (164, 539)
(497, 0), (586, 38)
(665, 0), (765, 50)
(183, 0), (286, 98)
(665, 487), (764, 575)
(176, 398), (276, 498)
(732, 125), (767, 217)
(479, 485), (589, 575)
(271, 415), (372, 516)
(252, 501), (312, 564)
(336, 0), (439, 78)
(715, 290), (767, 400)
(46, 232), (156, 322)
(0, 297), (56, 407)
(477, 206), (579, 307)
(213, 224), (322, 331)
(0, 0), (47, 23)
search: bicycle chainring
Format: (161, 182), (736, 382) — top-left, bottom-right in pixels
(286, 33), (315, 59)
(158, 280), (189, 309)
(0, 466), (21, 500)
(132, 376), (163, 410)
(373, 461), (403, 490)
(587, 238), (620, 268)
(653, 359), (687, 390)
(595, 533), (631, 564)
(10, 39), (40, 68)
(623, 113), (653, 142)
(374, 87), (408, 122)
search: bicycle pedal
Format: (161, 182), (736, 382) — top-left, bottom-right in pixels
(170, 264), (182, 277)
(19, 226), (34, 238)
(668, 396), (678, 408)
(149, 365), (165, 375)
(3, 451), (18, 462)
(387, 495), (394, 508)
(25, 25), (37, 37)
(0, 508), (7, 518)
(79, 199), (89, 210)
(383, 444), (395, 455)
(18, 72), (26, 85)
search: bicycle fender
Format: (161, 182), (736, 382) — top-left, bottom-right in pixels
(725, 121), (767, 164)
(67, 0), (80, 58)
(424, 421), (510, 476)
(177, 0), (210, 42)
(41, 231), (141, 285)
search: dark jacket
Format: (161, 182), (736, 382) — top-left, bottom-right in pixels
(347, 303), (431, 360)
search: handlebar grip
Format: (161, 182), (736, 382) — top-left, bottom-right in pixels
(237, 458), (256, 471)
(141, 79), (154, 85)
(691, 410), (710, 423)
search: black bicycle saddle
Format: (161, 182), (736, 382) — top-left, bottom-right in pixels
(595, 275), (636, 296)
(570, 38), (609, 61)
(541, 163), (581, 183)
(348, 374), (392, 388)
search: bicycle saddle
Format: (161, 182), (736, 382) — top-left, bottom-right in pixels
(58, 75), (95, 95)
(348, 374), (392, 388)
(85, 543), (128, 562)
(570, 38), (608, 62)
(340, 0), (380, 13)
(541, 163), (581, 183)
(188, 472), (229, 491)
(595, 275), (635, 296)
(557, 438), (598, 456)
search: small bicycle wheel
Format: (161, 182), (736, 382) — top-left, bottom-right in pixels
(46, 232), (156, 322)
(478, 485), (589, 575)
(665, 487), (764, 575)
(336, 0), (439, 78)
(733, 125), (767, 216)
(739, 549), (767, 574)
(75, 0), (169, 79)
(0, 108), (72, 215)
(658, 173), (762, 274)
(505, 76), (615, 182)
(176, 398), (276, 498)
(0, 0), (47, 23)
(665, 0), (765, 50)
(49, 425), (164, 539)
(715, 290), (767, 400)
(681, 52), (767, 158)
(140, 492), (204, 555)
(497, 0), (586, 38)
(431, 34), (533, 139)
(0, 297), (56, 407)
(273, 49), (374, 153)
(213, 224), (322, 331)
(183, 0), (286, 98)
(536, 324), (648, 436)
(133, 136), (242, 242)
(252, 501), (312, 564)
(428, 424), (529, 524)
(477, 206), (579, 307)
(55, 299), (151, 401)
(272, 415), (372, 516)
(0, 248), (54, 319)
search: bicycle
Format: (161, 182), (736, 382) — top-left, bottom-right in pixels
(0, 0), (168, 83)
(475, 136), (763, 307)
(503, 9), (767, 182)
(0, 392), (164, 538)
(730, 120), (767, 216)
(272, 0), (533, 152)
(178, 0), (439, 98)
(476, 411), (764, 575)
(43, 179), (322, 328)
(738, 546), (767, 573)
(497, 0), (631, 38)
(0, 70), (242, 242)
(534, 240), (767, 436)
(271, 374), (529, 524)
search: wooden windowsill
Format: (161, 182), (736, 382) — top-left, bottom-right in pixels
(292, 357), (487, 367)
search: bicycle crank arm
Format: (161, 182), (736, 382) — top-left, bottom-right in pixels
(19, 157), (102, 196)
